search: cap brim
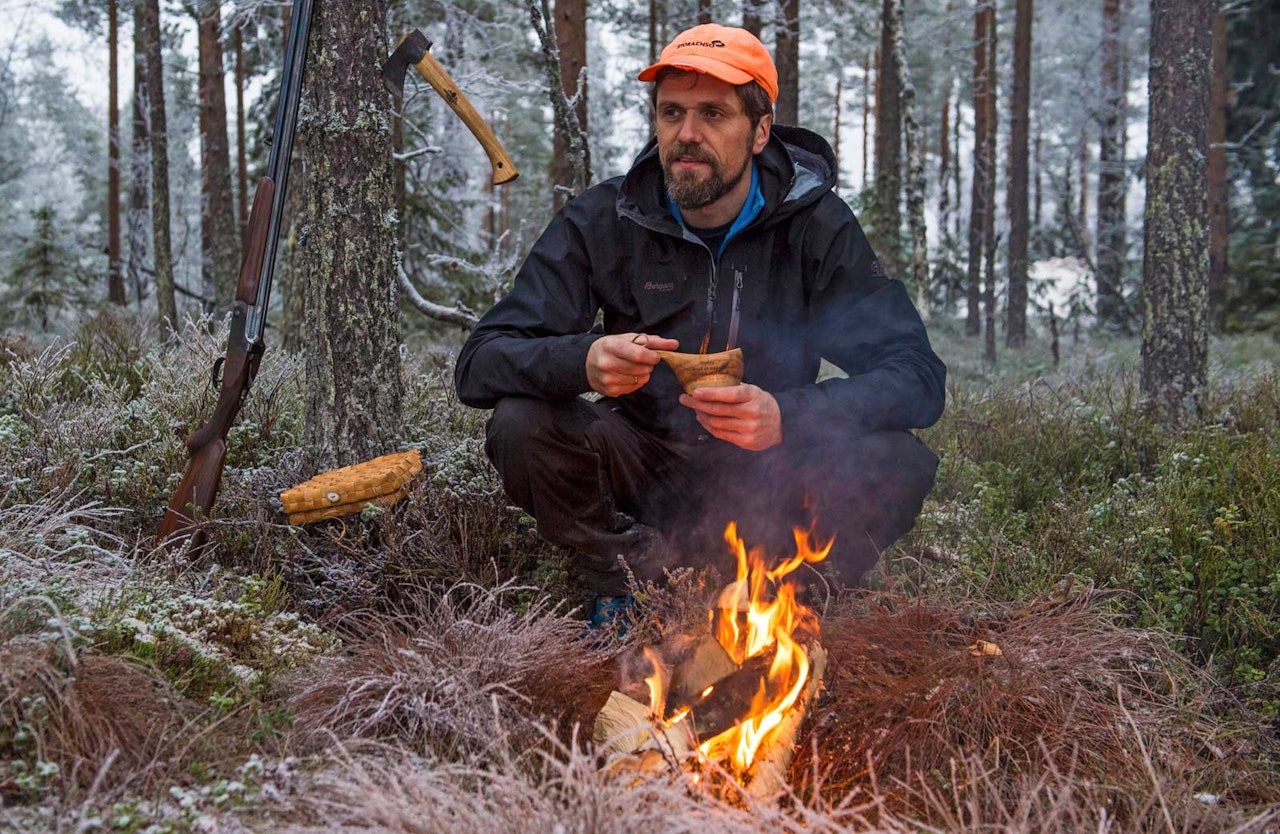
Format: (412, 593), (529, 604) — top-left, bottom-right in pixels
(637, 56), (755, 87)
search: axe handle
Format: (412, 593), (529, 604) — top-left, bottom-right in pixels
(411, 49), (518, 185)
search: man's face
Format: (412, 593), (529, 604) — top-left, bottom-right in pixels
(655, 74), (771, 213)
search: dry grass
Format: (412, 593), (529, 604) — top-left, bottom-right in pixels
(0, 635), (215, 797)
(290, 582), (615, 758)
(789, 590), (1279, 830)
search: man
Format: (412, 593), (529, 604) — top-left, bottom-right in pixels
(455, 24), (945, 604)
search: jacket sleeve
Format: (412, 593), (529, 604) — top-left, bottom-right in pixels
(453, 199), (605, 409)
(772, 199), (947, 443)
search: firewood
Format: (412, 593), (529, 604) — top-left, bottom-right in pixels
(593, 690), (696, 762)
(667, 635), (738, 715)
(668, 650), (777, 738)
(745, 641), (827, 799)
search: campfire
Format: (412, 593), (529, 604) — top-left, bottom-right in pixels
(593, 521), (832, 798)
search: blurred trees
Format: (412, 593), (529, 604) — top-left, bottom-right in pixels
(0, 0), (1275, 348)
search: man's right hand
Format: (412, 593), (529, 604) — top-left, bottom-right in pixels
(586, 333), (679, 397)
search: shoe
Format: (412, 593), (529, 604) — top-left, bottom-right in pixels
(618, 523), (676, 586)
(587, 594), (635, 638)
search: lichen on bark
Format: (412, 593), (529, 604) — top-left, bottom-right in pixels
(296, 0), (404, 470)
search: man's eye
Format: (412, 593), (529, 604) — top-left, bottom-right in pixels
(661, 107), (684, 120)
(702, 109), (723, 120)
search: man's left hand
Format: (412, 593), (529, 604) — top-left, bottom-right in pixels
(679, 384), (782, 451)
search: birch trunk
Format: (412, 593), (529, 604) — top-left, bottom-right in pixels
(891, 0), (929, 319)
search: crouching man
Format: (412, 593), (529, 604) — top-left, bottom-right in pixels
(454, 24), (945, 605)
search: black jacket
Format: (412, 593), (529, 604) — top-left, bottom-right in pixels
(454, 125), (946, 447)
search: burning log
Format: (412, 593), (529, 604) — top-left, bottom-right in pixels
(743, 641), (826, 799)
(592, 520), (833, 798)
(666, 649), (776, 737)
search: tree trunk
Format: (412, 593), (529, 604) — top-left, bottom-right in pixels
(742, 0), (764, 38)
(552, 0), (588, 210)
(873, 0), (902, 277)
(832, 72), (842, 183)
(862, 50), (872, 193)
(198, 0), (238, 313)
(938, 78), (951, 246)
(141, 0), (176, 332)
(697, 0), (712, 24)
(235, 25), (248, 235)
(1033, 128), (1042, 253)
(1207, 6), (1228, 333)
(775, 0), (799, 125)
(965, 0), (989, 337)
(127, 0), (150, 307)
(107, 0), (125, 305)
(298, 0), (404, 468)
(982, 1), (998, 364)
(1141, 0), (1212, 428)
(893, 0), (929, 319)
(534, 0), (589, 210)
(1095, 0), (1128, 329)
(1006, 0), (1031, 347)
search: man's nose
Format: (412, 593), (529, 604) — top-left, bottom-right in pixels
(676, 113), (703, 143)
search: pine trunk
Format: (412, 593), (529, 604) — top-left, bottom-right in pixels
(982, 2), (998, 364)
(1096, 0), (1128, 329)
(127, 0), (150, 307)
(552, 0), (588, 209)
(873, 0), (902, 277)
(697, 0), (712, 24)
(742, 0), (764, 38)
(235, 25), (248, 235)
(142, 0), (176, 331)
(775, 0), (800, 125)
(938, 79), (951, 246)
(965, 0), (988, 337)
(1006, 0), (1031, 347)
(1207, 7), (1229, 333)
(107, 0), (125, 305)
(1141, 0), (1212, 428)
(298, 0), (404, 467)
(198, 0), (238, 313)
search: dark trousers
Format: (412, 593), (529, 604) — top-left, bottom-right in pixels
(484, 396), (939, 595)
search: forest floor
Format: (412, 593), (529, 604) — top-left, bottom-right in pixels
(2, 311), (1279, 833)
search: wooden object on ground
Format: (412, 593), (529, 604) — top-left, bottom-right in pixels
(666, 636), (738, 716)
(279, 449), (423, 525)
(666, 650), (777, 738)
(745, 641), (827, 800)
(593, 690), (697, 767)
(655, 348), (744, 394)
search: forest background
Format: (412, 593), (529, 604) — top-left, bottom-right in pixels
(1, 0), (1279, 830)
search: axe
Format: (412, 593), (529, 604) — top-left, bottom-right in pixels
(382, 30), (519, 185)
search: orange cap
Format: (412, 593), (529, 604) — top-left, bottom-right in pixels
(638, 24), (778, 103)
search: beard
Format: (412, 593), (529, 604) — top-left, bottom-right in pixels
(661, 140), (753, 211)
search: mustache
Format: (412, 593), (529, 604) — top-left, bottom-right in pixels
(664, 143), (714, 165)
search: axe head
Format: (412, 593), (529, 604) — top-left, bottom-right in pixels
(381, 29), (432, 96)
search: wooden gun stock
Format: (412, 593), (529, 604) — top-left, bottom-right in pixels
(155, 181), (273, 548)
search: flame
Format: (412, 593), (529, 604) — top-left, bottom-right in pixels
(642, 646), (667, 719)
(701, 521), (831, 772)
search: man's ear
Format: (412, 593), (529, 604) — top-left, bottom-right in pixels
(752, 114), (773, 154)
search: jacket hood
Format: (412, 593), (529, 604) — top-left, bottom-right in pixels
(617, 124), (838, 232)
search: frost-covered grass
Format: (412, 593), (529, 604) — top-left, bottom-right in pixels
(1, 310), (1278, 833)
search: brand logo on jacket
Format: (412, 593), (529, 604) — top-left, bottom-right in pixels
(644, 281), (677, 292)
